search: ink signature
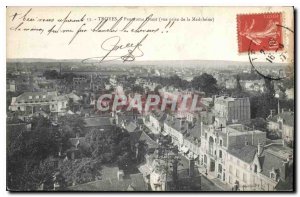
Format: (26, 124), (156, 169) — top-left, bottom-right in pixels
(82, 34), (148, 64)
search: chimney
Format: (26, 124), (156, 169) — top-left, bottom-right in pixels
(189, 158), (195, 177)
(76, 132), (80, 139)
(280, 160), (289, 180)
(118, 170), (124, 181)
(75, 139), (80, 149)
(278, 99), (280, 114)
(270, 110), (273, 118)
(58, 144), (62, 157)
(257, 143), (263, 156)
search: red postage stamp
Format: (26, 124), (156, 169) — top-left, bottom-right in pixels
(237, 13), (283, 53)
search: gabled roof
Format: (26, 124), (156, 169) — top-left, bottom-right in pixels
(151, 111), (167, 123)
(68, 170), (147, 191)
(125, 122), (138, 133)
(268, 111), (294, 127)
(259, 151), (286, 177)
(130, 131), (159, 150)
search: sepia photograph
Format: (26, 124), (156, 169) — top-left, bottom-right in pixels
(6, 6), (295, 192)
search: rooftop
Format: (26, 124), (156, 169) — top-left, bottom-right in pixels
(268, 111), (294, 127)
(68, 166), (147, 191)
(228, 145), (257, 163)
(84, 117), (113, 127)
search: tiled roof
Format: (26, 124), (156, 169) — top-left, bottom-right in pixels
(130, 131), (159, 149)
(68, 171), (147, 191)
(228, 145), (257, 163)
(259, 150), (286, 177)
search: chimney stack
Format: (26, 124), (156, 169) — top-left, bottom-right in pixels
(76, 131), (80, 139)
(280, 161), (289, 180)
(257, 143), (263, 156)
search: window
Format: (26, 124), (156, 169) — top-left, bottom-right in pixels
(219, 150), (222, 158)
(270, 172), (275, 180)
(36, 95), (39, 99)
(243, 173), (247, 183)
(43, 95), (46, 99)
(254, 164), (258, 173)
(279, 121), (283, 130)
(236, 169), (240, 178)
(220, 139), (223, 146)
(204, 155), (207, 164)
(229, 165), (233, 174)
(218, 164), (222, 173)
(29, 96), (32, 99)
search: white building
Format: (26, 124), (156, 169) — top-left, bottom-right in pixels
(9, 91), (68, 116)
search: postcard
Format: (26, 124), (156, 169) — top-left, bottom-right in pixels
(6, 6), (294, 191)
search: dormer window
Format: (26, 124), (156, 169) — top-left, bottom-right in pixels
(220, 139), (223, 146)
(270, 171), (276, 180)
(29, 96), (32, 99)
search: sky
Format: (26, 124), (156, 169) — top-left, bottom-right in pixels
(6, 6), (293, 62)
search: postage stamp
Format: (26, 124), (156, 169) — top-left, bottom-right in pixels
(237, 13), (283, 53)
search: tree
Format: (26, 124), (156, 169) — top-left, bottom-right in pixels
(191, 73), (218, 96)
(154, 85), (162, 94)
(84, 127), (134, 168)
(132, 85), (144, 94)
(43, 70), (59, 79)
(7, 116), (69, 191)
(236, 75), (242, 92)
(246, 118), (267, 131)
(59, 158), (102, 186)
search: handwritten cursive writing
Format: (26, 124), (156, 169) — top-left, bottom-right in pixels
(82, 34), (148, 64)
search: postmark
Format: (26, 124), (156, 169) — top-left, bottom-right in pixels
(237, 13), (293, 80)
